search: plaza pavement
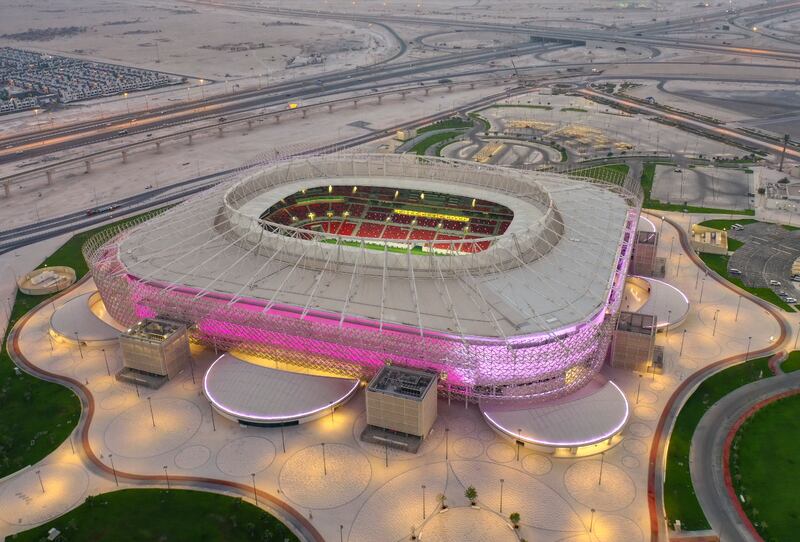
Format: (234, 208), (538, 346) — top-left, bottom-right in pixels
(0, 212), (793, 542)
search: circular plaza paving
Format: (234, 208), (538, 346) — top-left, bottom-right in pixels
(0, 464), (89, 525)
(563, 460), (636, 512)
(216, 436), (276, 477)
(279, 443), (371, 509)
(104, 397), (202, 458)
(420, 507), (517, 542)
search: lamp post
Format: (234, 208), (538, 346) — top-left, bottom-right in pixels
(679, 329), (687, 356)
(251, 473), (258, 506)
(421, 484), (427, 519)
(163, 465), (170, 491)
(635, 374), (643, 404)
(500, 478), (505, 513)
(209, 401), (216, 431)
(589, 508), (596, 532)
(598, 452), (605, 485)
(148, 396), (156, 427)
(712, 309), (720, 336)
(280, 425), (286, 453)
(36, 469), (45, 494)
(445, 427), (449, 460)
(74, 331), (83, 359)
(699, 276), (706, 303)
(321, 443), (327, 476)
(109, 453), (119, 486)
(676, 252), (683, 277)
(745, 336), (752, 360)
(735, 295), (742, 322)
(340, 525), (344, 542)
(102, 348), (111, 376)
(666, 310), (672, 338)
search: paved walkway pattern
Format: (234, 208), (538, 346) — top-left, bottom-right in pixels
(0, 210), (793, 542)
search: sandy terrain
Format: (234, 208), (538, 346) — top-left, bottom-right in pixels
(0, 0), (396, 80)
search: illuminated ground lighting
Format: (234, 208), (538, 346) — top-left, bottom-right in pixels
(86, 154), (642, 402)
(480, 378), (629, 456)
(49, 291), (123, 347)
(203, 354), (360, 426)
(628, 276), (691, 330)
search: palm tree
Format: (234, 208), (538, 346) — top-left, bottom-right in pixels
(464, 485), (478, 505)
(509, 512), (521, 529)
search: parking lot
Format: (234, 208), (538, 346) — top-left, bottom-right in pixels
(728, 222), (800, 298)
(652, 165), (752, 210)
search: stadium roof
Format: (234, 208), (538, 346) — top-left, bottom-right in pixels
(116, 154), (638, 339)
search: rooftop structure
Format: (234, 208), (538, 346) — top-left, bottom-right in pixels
(85, 154), (641, 402)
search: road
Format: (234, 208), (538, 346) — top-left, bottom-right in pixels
(691, 356), (800, 542)
(645, 214), (792, 542)
(0, 87), (524, 255)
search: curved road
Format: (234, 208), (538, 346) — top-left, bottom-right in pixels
(691, 353), (800, 542)
(645, 213), (792, 542)
(5, 276), (325, 542)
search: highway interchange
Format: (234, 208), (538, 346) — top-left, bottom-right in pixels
(2, 3), (800, 540)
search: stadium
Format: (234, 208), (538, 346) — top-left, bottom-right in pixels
(84, 154), (641, 406)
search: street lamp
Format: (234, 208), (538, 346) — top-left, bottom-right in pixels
(36, 469), (45, 494)
(109, 453), (119, 486)
(712, 309), (720, 336)
(321, 443), (327, 476)
(598, 452), (605, 486)
(500, 478), (505, 513)
(589, 508), (596, 532)
(148, 396), (156, 427)
(445, 427), (449, 460)
(421, 484), (427, 519)
(102, 348), (111, 376)
(251, 473), (258, 506)
(163, 465), (170, 491)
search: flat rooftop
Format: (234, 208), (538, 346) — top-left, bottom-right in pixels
(367, 366), (437, 400)
(203, 354), (360, 424)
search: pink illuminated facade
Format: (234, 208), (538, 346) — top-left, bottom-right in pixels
(84, 155), (641, 402)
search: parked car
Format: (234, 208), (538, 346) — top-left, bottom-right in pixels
(769, 280), (782, 286)
(730, 268), (742, 275)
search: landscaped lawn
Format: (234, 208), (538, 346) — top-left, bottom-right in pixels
(0, 209), (166, 479)
(571, 163), (630, 181)
(416, 116), (474, 134)
(664, 356), (773, 531)
(410, 129), (465, 156)
(697, 218), (758, 231)
(5, 488), (298, 542)
(730, 394), (800, 541)
(780, 350), (800, 373)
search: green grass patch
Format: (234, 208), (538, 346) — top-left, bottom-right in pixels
(490, 104), (552, 110)
(640, 163), (755, 215)
(0, 209), (167, 479)
(727, 238), (744, 251)
(664, 355), (773, 530)
(698, 252), (795, 312)
(571, 163), (630, 181)
(417, 116), (473, 134)
(5, 488), (297, 542)
(560, 107), (588, 112)
(780, 351), (800, 373)
(730, 394), (800, 541)
(697, 218), (758, 230)
(467, 111), (490, 132)
(782, 224), (800, 231)
(409, 130), (465, 156)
